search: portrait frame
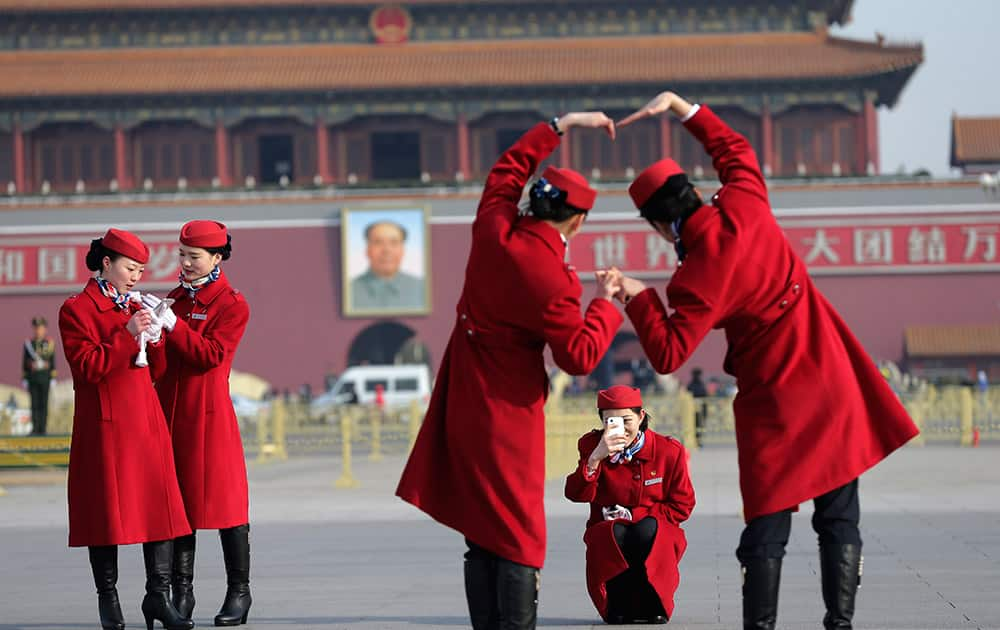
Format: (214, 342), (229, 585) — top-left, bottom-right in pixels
(341, 205), (432, 318)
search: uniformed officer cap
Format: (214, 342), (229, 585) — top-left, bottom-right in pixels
(31, 316), (47, 327)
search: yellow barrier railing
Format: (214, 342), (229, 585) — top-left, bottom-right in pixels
(4, 383), (996, 491)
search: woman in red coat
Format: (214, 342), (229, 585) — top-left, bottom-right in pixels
(59, 228), (193, 630)
(151, 220), (252, 627)
(565, 386), (695, 625)
(396, 112), (624, 629)
(614, 91), (920, 630)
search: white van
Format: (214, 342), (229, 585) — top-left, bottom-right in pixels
(312, 364), (432, 411)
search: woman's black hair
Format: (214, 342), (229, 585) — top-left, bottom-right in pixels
(598, 406), (650, 432)
(84, 238), (122, 272)
(204, 234), (233, 261)
(639, 173), (702, 225)
(527, 180), (587, 223)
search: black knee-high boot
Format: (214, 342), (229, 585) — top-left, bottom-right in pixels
(742, 558), (782, 630)
(495, 556), (538, 630)
(171, 533), (197, 621)
(141, 540), (195, 630)
(215, 524), (252, 626)
(820, 544), (862, 629)
(464, 542), (498, 630)
(88, 545), (125, 630)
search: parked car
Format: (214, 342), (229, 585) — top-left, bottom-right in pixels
(311, 364), (431, 413)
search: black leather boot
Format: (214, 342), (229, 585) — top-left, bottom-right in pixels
(820, 544), (862, 629)
(171, 533), (196, 621)
(215, 524), (252, 626)
(464, 541), (498, 630)
(741, 557), (782, 630)
(495, 556), (538, 630)
(88, 545), (125, 630)
(141, 540), (195, 630)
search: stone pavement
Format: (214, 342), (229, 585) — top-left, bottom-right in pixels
(0, 445), (998, 629)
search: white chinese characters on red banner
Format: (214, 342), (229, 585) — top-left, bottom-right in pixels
(0, 234), (179, 293)
(570, 220), (1000, 276)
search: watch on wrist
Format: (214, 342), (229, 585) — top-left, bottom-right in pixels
(549, 116), (564, 136)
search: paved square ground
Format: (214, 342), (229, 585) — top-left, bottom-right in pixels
(1, 445), (998, 629)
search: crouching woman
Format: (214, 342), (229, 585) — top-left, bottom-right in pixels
(565, 385), (695, 624)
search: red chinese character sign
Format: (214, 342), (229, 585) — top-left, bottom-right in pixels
(569, 213), (1000, 277)
(0, 232), (179, 294)
(370, 6), (412, 45)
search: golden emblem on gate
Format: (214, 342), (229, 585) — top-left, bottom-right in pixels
(370, 6), (412, 45)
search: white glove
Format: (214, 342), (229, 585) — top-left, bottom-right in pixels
(157, 305), (177, 331)
(602, 504), (633, 521)
(21, 379), (28, 390)
(145, 316), (164, 344)
(142, 294), (176, 331)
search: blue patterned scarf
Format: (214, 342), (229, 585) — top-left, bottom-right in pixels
(96, 276), (133, 311)
(179, 266), (220, 298)
(610, 430), (646, 464)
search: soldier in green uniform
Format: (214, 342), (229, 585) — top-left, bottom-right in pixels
(22, 316), (57, 435)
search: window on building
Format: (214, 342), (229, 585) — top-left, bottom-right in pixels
(161, 144), (175, 179)
(80, 145), (93, 180)
(819, 128), (833, 172)
(41, 145), (56, 182)
(142, 144), (155, 180)
(496, 128), (527, 155)
(799, 128), (814, 171)
(99, 144), (114, 180)
(0, 135), (12, 183)
(179, 143), (193, 179)
(60, 145), (74, 184)
(199, 142), (214, 179)
(839, 126), (855, 174)
(779, 127), (796, 175)
(423, 133), (446, 176)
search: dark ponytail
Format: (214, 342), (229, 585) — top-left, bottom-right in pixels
(84, 238), (121, 272)
(205, 234), (232, 261)
(528, 179), (586, 223)
(639, 173), (703, 224)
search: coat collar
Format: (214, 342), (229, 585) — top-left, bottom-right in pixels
(631, 428), (656, 462)
(172, 269), (230, 306)
(83, 277), (119, 312)
(517, 216), (567, 258)
(679, 202), (718, 251)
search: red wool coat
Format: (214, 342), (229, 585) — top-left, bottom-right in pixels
(565, 429), (695, 620)
(396, 122), (623, 569)
(156, 270), (250, 530)
(626, 106), (919, 522)
(59, 279), (191, 547)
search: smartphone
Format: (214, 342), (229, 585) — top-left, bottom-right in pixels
(605, 416), (625, 438)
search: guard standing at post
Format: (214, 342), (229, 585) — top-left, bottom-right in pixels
(23, 315), (57, 435)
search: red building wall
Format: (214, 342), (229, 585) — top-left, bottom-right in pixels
(1, 208), (999, 393)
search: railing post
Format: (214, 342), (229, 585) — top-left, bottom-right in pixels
(335, 406), (360, 488)
(256, 399), (272, 463)
(679, 390), (698, 451)
(408, 399), (421, 452)
(369, 406), (384, 462)
(273, 397), (288, 460)
(257, 397), (287, 462)
(959, 387), (974, 447)
(903, 397), (926, 447)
